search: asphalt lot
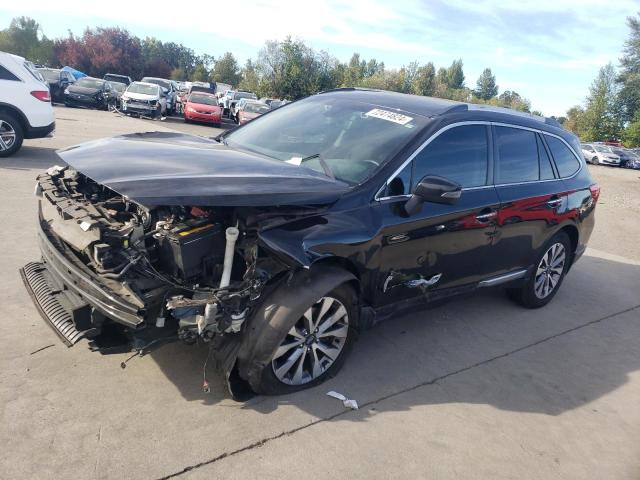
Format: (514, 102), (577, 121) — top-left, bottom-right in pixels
(1, 106), (639, 480)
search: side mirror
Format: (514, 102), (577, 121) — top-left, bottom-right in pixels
(404, 175), (462, 215)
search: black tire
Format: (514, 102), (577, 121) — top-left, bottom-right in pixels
(249, 282), (358, 396)
(0, 113), (24, 158)
(507, 231), (572, 308)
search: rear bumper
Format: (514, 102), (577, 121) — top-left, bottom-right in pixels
(24, 121), (55, 139)
(23, 214), (145, 335)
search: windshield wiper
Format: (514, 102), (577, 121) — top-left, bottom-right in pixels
(300, 153), (335, 180)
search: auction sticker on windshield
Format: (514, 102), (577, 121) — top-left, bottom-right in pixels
(365, 108), (413, 125)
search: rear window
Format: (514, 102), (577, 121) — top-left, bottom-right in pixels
(546, 136), (581, 178)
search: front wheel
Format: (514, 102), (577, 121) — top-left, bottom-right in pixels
(507, 231), (571, 308)
(250, 283), (357, 395)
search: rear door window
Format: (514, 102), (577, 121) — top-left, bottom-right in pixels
(545, 136), (581, 178)
(412, 124), (489, 189)
(495, 126), (539, 184)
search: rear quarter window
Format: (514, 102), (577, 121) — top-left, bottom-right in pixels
(0, 65), (20, 81)
(546, 136), (581, 178)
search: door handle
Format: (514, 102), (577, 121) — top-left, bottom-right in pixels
(475, 210), (497, 222)
(547, 198), (562, 208)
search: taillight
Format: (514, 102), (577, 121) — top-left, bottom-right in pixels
(589, 184), (600, 202)
(31, 90), (51, 102)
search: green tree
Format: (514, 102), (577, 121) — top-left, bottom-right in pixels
(562, 106), (585, 136)
(238, 59), (261, 94)
(497, 90), (531, 112)
(581, 63), (622, 141)
(412, 62), (436, 96)
(622, 111), (640, 147)
(211, 52), (241, 86)
(446, 59), (465, 89)
(191, 63), (209, 82)
(474, 68), (498, 100)
(0, 17), (53, 64)
(617, 12), (640, 122)
(344, 52), (365, 86)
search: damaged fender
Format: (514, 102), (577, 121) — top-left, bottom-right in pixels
(233, 264), (358, 391)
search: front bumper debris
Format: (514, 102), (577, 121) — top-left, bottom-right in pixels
(20, 261), (93, 346)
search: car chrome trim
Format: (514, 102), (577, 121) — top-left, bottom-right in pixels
(375, 120), (584, 202)
(478, 269), (528, 288)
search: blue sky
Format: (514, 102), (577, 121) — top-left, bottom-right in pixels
(2, 0), (637, 116)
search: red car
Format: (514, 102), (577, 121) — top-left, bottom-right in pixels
(184, 93), (222, 126)
(238, 101), (270, 125)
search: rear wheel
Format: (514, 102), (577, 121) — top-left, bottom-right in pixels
(250, 283), (357, 395)
(0, 113), (24, 158)
(507, 231), (571, 308)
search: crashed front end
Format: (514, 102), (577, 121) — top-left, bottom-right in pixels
(22, 166), (296, 372)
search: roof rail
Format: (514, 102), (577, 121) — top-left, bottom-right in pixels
(466, 103), (559, 126)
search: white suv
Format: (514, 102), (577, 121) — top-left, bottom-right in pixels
(0, 51), (55, 157)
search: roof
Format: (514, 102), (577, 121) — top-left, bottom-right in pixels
(319, 88), (466, 118)
(319, 88), (559, 127)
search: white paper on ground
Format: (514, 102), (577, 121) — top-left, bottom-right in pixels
(326, 391), (359, 410)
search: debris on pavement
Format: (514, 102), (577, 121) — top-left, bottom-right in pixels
(326, 391), (359, 410)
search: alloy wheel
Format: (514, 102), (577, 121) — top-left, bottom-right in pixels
(0, 120), (16, 151)
(271, 296), (349, 385)
(534, 242), (566, 299)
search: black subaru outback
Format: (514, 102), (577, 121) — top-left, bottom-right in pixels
(22, 88), (598, 397)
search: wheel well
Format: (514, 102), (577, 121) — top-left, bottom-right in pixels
(0, 104), (28, 132)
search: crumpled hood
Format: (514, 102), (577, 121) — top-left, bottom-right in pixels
(56, 131), (350, 207)
(124, 91), (158, 101)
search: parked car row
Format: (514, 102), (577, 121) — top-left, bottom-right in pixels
(581, 143), (640, 169)
(32, 62), (290, 129)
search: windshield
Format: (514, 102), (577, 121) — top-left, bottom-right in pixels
(39, 69), (60, 82)
(226, 96), (427, 185)
(189, 94), (217, 105)
(593, 145), (611, 153)
(76, 78), (104, 89)
(112, 82), (126, 93)
(127, 83), (159, 95)
(235, 92), (256, 100)
(244, 103), (270, 114)
(142, 78), (170, 89)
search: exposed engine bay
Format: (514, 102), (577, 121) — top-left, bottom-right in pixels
(36, 165), (292, 349)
